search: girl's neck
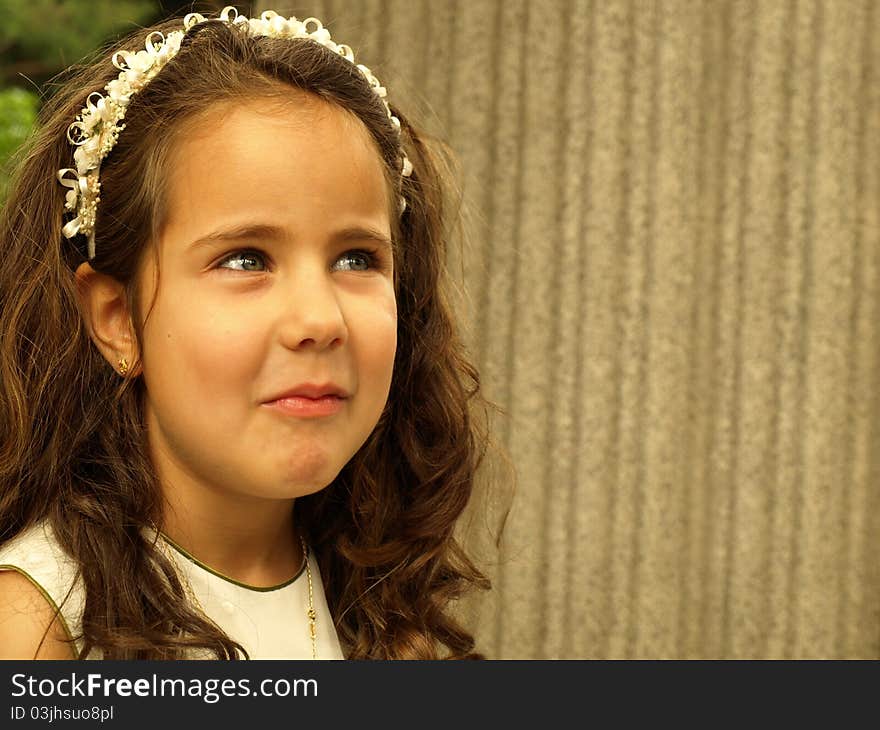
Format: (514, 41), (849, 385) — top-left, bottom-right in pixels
(158, 492), (303, 588)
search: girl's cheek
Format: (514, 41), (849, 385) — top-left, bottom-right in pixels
(379, 284), (397, 320)
(173, 308), (252, 362)
(373, 296), (397, 339)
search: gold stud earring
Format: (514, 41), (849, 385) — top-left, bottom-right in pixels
(118, 357), (129, 375)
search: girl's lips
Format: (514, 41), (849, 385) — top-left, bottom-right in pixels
(262, 395), (346, 418)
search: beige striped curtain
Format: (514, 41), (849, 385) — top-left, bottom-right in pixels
(256, 0), (880, 659)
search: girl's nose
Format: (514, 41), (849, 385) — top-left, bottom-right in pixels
(276, 269), (347, 351)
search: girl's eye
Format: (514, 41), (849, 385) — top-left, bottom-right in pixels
(215, 248), (384, 273)
(334, 249), (379, 272)
(217, 250), (267, 272)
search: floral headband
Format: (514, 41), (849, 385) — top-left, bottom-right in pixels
(57, 6), (413, 261)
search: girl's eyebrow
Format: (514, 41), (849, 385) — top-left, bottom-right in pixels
(187, 223), (393, 251)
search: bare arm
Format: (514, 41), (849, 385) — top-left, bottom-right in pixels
(0, 570), (77, 659)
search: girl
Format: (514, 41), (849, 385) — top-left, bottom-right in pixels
(0, 6), (494, 660)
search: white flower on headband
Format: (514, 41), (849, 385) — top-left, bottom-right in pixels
(58, 6), (413, 260)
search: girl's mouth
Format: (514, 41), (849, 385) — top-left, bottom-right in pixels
(262, 395), (346, 418)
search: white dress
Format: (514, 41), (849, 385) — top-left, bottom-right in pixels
(0, 520), (344, 660)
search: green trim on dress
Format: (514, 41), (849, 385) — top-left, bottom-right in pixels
(155, 532), (307, 592)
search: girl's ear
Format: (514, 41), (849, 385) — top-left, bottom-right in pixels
(74, 262), (141, 377)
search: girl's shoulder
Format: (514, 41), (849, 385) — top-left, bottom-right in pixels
(0, 521), (82, 659)
(0, 570), (76, 658)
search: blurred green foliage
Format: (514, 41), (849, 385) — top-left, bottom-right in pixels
(0, 87), (37, 160)
(0, 87), (38, 197)
(0, 0), (159, 87)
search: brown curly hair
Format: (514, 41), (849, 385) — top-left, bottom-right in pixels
(0, 14), (500, 659)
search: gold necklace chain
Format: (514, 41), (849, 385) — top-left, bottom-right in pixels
(303, 540), (317, 660)
(151, 526), (317, 659)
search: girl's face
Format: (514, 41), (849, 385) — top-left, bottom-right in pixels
(135, 96), (397, 503)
